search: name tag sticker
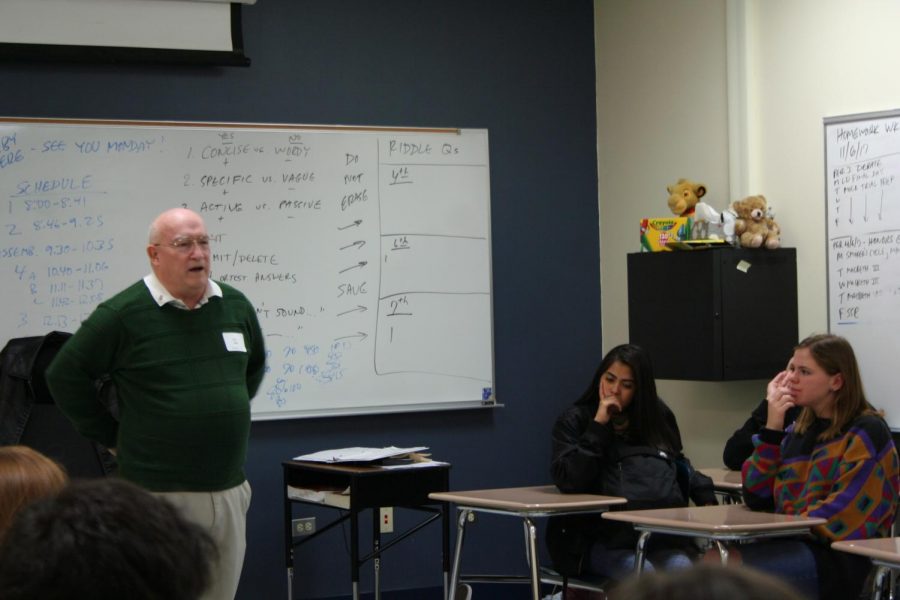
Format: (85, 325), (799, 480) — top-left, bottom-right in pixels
(222, 332), (247, 352)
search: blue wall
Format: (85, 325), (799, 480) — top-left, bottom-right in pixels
(0, 1), (600, 597)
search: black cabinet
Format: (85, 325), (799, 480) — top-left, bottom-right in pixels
(626, 248), (798, 381)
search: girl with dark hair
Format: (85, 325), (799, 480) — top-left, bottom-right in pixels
(722, 334), (900, 600)
(548, 344), (716, 581)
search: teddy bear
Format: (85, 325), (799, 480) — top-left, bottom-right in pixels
(732, 195), (781, 249)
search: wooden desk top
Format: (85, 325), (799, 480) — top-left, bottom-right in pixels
(698, 467), (743, 491)
(429, 485), (626, 512)
(832, 538), (900, 565)
(602, 504), (826, 535)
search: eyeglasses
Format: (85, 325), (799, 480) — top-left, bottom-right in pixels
(153, 235), (211, 254)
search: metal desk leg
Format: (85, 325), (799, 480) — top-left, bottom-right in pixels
(634, 531), (651, 574)
(874, 565), (890, 600)
(442, 502), (450, 600)
(373, 510), (382, 600)
(522, 517), (541, 600)
(351, 507), (360, 600)
(448, 508), (471, 600)
(284, 479), (293, 600)
(713, 540), (730, 566)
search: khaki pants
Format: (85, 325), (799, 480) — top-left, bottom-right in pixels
(156, 480), (252, 600)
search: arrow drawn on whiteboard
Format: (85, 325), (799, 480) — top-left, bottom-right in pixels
(338, 219), (362, 230)
(339, 240), (366, 251)
(339, 261), (367, 274)
(337, 305), (368, 317)
(864, 193), (869, 223)
(879, 189), (884, 220)
(334, 332), (368, 342)
(849, 196), (854, 225)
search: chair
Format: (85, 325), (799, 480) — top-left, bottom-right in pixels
(539, 565), (609, 598)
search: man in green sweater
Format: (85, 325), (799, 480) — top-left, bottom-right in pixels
(46, 207), (266, 600)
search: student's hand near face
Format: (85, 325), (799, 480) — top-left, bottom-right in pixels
(595, 394), (623, 425)
(765, 369), (795, 430)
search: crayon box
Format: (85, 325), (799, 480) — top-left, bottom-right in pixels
(639, 217), (693, 252)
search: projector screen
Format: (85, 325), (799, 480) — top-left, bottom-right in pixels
(0, 0), (252, 65)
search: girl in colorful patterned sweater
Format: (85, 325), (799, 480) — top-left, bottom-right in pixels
(723, 334), (899, 599)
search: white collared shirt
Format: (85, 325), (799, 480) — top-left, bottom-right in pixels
(143, 273), (222, 310)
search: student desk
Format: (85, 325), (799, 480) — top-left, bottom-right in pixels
(698, 467), (744, 503)
(283, 460), (451, 600)
(602, 504), (826, 573)
(428, 485), (626, 600)
(832, 538), (900, 600)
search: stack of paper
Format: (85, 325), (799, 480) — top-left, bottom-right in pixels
(293, 446), (429, 464)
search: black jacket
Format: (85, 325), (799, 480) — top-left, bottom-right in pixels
(0, 332), (71, 445)
(722, 398), (801, 470)
(0, 332), (115, 476)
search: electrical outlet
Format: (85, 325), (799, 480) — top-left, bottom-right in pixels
(292, 517), (316, 536)
(379, 507), (393, 533)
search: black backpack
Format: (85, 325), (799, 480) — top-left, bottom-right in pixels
(599, 443), (686, 510)
(547, 442), (716, 576)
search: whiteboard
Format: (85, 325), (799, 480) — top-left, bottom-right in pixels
(825, 109), (900, 428)
(0, 117), (494, 420)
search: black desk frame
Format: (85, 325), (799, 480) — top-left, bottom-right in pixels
(283, 460), (451, 600)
